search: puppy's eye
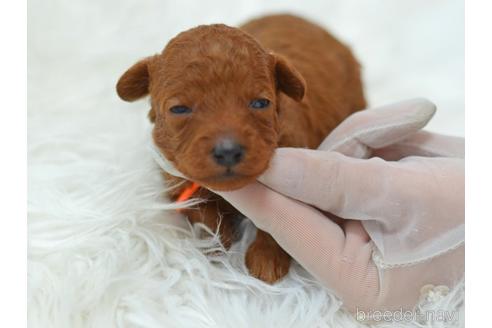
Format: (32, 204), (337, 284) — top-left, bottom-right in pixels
(169, 105), (192, 114)
(249, 98), (270, 110)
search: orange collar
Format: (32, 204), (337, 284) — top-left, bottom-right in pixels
(176, 182), (201, 203)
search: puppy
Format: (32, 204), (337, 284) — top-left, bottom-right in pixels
(117, 14), (366, 283)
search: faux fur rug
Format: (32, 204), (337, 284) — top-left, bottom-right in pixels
(27, 0), (464, 327)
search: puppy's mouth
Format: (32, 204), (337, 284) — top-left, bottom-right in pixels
(203, 169), (249, 182)
(193, 168), (260, 191)
(222, 168), (240, 178)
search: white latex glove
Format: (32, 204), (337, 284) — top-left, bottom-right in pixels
(215, 98), (465, 313)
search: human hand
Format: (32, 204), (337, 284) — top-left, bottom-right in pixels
(214, 99), (465, 312)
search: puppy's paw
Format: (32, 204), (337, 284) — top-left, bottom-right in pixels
(245, 239), (291, 284)
(217, 218), (236, 250)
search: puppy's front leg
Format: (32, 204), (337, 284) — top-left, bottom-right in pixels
(182, 199), (236, 250)
(246, 229), (291, 283)
(165, 175), (236, 249)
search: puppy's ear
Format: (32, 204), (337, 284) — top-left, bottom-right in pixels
(272, 53), (306, 102)
(116, 56), (155, 102)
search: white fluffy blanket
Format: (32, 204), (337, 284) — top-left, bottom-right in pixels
(27, 0), (464, 327)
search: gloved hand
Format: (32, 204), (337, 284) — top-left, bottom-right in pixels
(214, 98), (465, 313)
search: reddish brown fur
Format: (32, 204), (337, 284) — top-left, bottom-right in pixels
(117, 14), (366, 283)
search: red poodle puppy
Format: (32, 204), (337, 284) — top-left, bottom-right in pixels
(117, 14), (366, 283)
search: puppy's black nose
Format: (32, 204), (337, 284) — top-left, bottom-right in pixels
(212, 138), (244, 167)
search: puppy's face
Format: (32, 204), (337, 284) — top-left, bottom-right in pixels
(117, 24), (305, 190)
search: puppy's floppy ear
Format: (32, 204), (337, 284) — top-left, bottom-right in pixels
(116, 56), (155, 102)
(271, 53), (306, 102)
